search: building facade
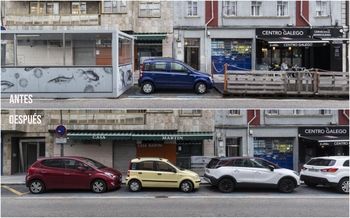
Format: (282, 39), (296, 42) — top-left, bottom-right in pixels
(173, 1), (349, 74)
(1, 109), (214, 175)
(214, 109), (349, 172)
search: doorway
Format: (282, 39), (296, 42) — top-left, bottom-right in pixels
(184, 38), (200, 70)
(19, 139), (45, 173)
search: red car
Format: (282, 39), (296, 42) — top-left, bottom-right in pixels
(25, 156), (122, 194)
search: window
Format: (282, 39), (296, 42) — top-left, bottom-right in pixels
(250, 158), (271, 168)
(72, 2), (86, 14)
(320, 109), (332, 115)
(187, 1), (198, 16)
(277, 1), (288, 16)
(228, 110), (240, 115)
(41, 159), (64, 168)
(144, 62), (167, 72)
(316, 0), (329, 16)
(102, 0), (126, 13)
(223, 1), (236, 16)
(139, 1), (160, 17)
(179, 110), (202, 116)
(293, 109), (303, 115)
(266, 109), (279, 115)
(156, 162), (174, 172)
(251, 1), (262, 16)
(31, 2), (59, 14)
(171, 62), (188, 73)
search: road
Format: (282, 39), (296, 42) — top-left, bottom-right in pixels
(1, 184), (349, 217)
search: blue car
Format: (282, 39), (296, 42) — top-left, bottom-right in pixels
(138, 58), (214, 94)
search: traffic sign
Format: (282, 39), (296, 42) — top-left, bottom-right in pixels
(1, 26), (6, 30)
(56, 125), (67, 136)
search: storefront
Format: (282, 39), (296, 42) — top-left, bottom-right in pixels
(65, 131), (212, 173)
(255, 28), (344, 71)
(298, 126), (349, 165)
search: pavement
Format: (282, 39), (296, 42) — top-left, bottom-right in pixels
(1, 173), (209, 185)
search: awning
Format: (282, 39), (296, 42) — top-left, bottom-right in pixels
(67, 132), (132, 140)
(133, 33), (167, 41)
(132, 132), (213, 141)
(299, 135), (349, 146)
(257, 37), (329, 47)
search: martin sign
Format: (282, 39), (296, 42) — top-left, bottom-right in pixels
(162, 136), (184, 140)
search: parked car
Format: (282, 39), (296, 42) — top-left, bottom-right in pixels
(25, 156), (122, 194)
(138, 57), (214, 94)
(125, 157), (201, 192)
(300, 156), (349, 194)
(204, 156), (300, 193)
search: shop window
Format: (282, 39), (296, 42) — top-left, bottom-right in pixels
(316, 0), (329, 17)
(277, 1), (288, 16)
(30, 2), (45, 14)
(251, 1), (262, 16)
(102, 0), (126, 13)
(320, 109), (332, 115)
(139, 1), (160, 17)
(187, 1), (198, 16)
(254, 138), (293, 156)
(223, 1), (236, 16)
(228, 110), (240, 116)
(293, 109), (304, 115)
(72, 2), (86, 14)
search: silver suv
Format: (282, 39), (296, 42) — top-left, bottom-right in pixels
(204, 157), (300, 193)
(300, 156), (349, 194)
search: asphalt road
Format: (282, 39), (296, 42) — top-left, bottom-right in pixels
(1, 184), (349, 217)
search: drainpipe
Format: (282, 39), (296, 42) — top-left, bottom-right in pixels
(300, 0), (312, 28)
(247, 110), (257, 156)
(205, 0), (214, 73)
(343, 110), (350, 120)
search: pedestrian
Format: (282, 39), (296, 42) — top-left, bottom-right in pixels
(281, 60), (289, 71)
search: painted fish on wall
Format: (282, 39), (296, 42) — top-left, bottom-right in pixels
(47, 74), (75, 84)
(1, 80), (15, 91)
(77, 69), (99, 82)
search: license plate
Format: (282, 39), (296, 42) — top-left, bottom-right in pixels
(308, 169), (319, 172)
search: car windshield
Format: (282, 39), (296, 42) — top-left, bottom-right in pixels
(83, 158), (107, 169)
(206, 159), (220, 168)
(306, 158), (336, 166)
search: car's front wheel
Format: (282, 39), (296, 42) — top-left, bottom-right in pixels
(91, 179), (107, 193)
(129, 180), (142, 192)
(218, 178), (234, 193)
(336, 178), (349, 194)
(195, 82), (207, 94)
(141, 82), (154, 94)
(29, 180), (45, 194)
(304, 181), (318, 187)
(180, 180), (193, 193)
(278, 178), (295, 193)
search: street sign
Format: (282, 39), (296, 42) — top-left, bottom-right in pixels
(55, 137), (67, 144)
(56, 125), (67, 136)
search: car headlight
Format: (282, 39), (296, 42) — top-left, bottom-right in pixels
(195, 174), (200, 180)
(293, 171), (300, 177)
(104, 172), (116, 179)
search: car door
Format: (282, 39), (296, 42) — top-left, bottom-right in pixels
(150, 61), (172, 89)
(63, 159), (92, 189)
(250, 158), (279, 186)
(138, 161), (156, 188)
(40, 159), (65, 189)
(230, 158), (254, 185)
(155, 161), (178, 188)
(169, 62), (194, 89)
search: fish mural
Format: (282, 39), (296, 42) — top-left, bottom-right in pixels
(77, 69), (99, 82)
(1, 80), (15, 91)
(48, 74), (75, 84)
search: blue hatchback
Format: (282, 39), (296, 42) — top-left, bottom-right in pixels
(138, 58), (214, 94)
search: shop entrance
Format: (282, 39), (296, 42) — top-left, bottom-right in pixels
(18, 139), (45, 173)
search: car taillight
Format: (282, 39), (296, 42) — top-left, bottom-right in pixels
(139, 63), (144, 78)
(301, 166), (307, 170)
(127, 170), (130, 177)
(27, 167), (35, 174)
(321, 168), (338, 173)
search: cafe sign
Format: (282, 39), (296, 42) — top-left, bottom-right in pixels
(298, 126), (349, 136)
(256, 28), (309, 38)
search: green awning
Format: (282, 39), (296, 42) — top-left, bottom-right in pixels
(133, 33), (167, 41)
(67, 132), (131, 140)
(132, 132), (213, 141)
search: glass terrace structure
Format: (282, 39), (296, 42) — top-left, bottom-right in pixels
(1, 30), (134, 98)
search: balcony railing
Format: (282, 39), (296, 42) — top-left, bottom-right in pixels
(50, 113), (146, 125)
(5, 14), (100, 26)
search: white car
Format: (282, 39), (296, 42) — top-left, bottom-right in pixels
(203, 157), (300, 193)
(300, 156), (349, 194)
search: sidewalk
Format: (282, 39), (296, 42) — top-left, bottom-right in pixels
(1, 173), (209, 185)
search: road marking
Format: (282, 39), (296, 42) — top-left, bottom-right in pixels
(1, 185), (29, 196)
(128, 95), (154, 98)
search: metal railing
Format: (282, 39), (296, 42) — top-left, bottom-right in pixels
(5, 14), (100, 26)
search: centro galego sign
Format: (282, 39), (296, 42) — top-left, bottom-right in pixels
(298, 127), (349, 136)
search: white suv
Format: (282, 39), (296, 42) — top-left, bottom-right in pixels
(300, 156), (349, 194)
(204, 157), (300, 193)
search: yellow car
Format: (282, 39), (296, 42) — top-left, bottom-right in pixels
(125, 157), (201, 192)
